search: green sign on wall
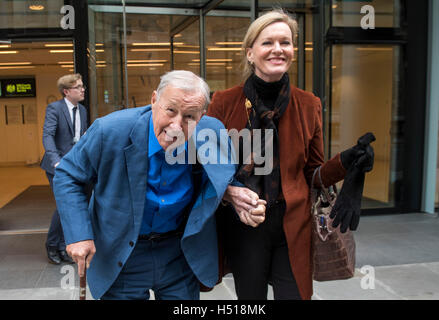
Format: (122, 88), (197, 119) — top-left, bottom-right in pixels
(0, 78), (36, 98)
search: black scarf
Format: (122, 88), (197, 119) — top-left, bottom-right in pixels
(235, 73), (290, 208)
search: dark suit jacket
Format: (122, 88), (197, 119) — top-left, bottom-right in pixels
(41, 98), (88, 175)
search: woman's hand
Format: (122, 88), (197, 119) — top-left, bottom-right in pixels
(223, 185), (267, 227)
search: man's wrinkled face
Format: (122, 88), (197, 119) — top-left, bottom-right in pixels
(151, 85), (205, 151)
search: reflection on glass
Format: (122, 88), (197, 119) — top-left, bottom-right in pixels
(89, 11), (193, 120)
(0, 0), (65, 29)
(205, 16), (250, 92)
(436, 127), (439, 208)
(258, 0), (313, 9)
(125, 14), (177, 107)
(305, 12), (313, 92)
(331, 45), (401, 209)
(173, 20), (200, 77)
(89, 11), (124, 121)
(332, 0), (400, 28)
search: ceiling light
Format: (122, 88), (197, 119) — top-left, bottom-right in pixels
(127, 63), (164, 67)
(50, 50), (74, 53)
(130, 48), (170, 52)
(215, 42), (242, 45)
(174, 50), (200, 54)
(45, 43), (73, 47)
(127, 60), (167, 63)
(192, 59), (233, 62)
(0, 62), (32, 66)
(207, 47), (242, 52)
(29, 4), (45, 11)
(0, 51), (18, 54)
(0, 66), (35, 69)
(356, 47), (393, 51)
(0, 45), (11, 48)
(174, 44), (200, 49)
(132, 42), (183, 46)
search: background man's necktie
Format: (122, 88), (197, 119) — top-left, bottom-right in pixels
(72, 106), (77, 132)
(72, 106), (78, 143)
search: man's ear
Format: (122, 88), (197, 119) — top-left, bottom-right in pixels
(151, 90), (158, 105)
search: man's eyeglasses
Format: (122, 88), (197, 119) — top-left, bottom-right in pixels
(70, 85), (86, 91)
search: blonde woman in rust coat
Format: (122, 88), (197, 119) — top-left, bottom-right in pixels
(207, 9), (373, 300)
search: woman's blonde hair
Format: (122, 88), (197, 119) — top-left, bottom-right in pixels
(241, 9), (298, 80)
(57, 73), (82, 97)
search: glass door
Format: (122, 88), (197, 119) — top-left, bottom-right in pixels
(87, 2), (200, 121)
(330, 44), (402, 209)
(87, 1), (312, 120)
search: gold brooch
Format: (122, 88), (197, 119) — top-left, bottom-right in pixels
(245, 98), (252, 109)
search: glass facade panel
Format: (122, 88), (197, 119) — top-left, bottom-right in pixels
(88, 11), (124, 121)
(88, 4), (193, 120)
(0, 0), (65, 29)
(258, 0), (313, 9)
(216, 0), (250, 9)
(125, 14), (178, 107)
(332, 0), (401, 28)
(436, 124), (439, 208)
(305, 12), (313, 92)
(173, 20), (200, 76)
(89, 0), (210, 7)
(205, 16), (250, 92)
(331, 44), (401, 209)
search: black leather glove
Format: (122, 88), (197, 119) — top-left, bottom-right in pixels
(330, 132), (376, 233)
(340, 132), (375, 172)
(340, 145), (364, 170)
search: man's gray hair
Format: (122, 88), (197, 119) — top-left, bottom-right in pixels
(156, 70), (211, 110)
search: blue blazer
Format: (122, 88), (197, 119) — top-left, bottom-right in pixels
(40, 99), (88, 175)
(53, 106), (236, 299)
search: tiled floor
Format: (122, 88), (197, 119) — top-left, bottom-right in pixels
(0, 165), (48, 209)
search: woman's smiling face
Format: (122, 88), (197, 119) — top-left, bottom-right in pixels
(246, 21), (295, 82)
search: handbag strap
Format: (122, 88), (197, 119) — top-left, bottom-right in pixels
(311, 166), (332, 203)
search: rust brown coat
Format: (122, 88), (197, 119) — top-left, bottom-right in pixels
(207, 84), (346, 300)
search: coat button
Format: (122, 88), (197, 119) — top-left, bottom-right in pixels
(129, 241), (134, 247)
(118, 261), (123, 267)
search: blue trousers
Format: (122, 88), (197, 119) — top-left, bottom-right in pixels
(101, 236), (199, 300)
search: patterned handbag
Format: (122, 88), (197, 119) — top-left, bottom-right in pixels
(310, 166), (356, 281)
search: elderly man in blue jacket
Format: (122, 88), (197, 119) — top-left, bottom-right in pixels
(53, 70), (265, 300)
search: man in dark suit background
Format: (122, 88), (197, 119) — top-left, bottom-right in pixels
(40, 73), (88, 264)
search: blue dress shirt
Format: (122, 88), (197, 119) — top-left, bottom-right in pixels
(139, 116), (193, 235)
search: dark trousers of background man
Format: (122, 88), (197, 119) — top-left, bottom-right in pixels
(46, 172), (66, 252)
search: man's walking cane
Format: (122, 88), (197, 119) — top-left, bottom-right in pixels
(79, 268), (87, 300)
